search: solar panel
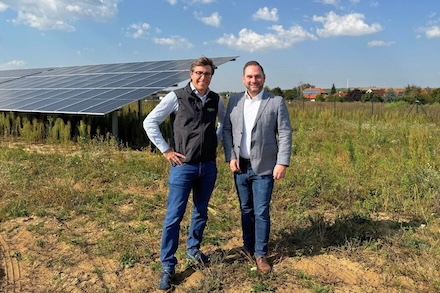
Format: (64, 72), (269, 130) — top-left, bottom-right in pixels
(0, 56), (238, 116)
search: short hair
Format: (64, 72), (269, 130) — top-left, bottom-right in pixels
(191, 56), (216, 76)
(243, 60), (265, 75)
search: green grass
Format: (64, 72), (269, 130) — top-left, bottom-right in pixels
(0, 101), (439, 292)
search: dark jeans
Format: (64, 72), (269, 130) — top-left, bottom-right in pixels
(234, 161), (274, 257)
(160, 161), (217, 270)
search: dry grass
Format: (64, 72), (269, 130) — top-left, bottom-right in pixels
(1, 102), (439, 292)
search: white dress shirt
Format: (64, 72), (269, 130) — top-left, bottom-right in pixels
(239, 90), (263, 159)
(143, 83), (225, 153)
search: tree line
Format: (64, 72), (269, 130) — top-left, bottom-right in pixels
(221, 84), (440, 104)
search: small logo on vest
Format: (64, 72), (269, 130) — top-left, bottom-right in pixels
(207, 108), (215, 112)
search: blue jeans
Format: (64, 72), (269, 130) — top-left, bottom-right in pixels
(234, 162), (274, 258)
(160, 161), (217, 270)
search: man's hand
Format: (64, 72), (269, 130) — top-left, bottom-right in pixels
(163, 149), (186, 165)
(273, 164), (287, 180)
(229, 159), (240, 172)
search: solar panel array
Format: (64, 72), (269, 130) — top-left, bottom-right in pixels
(0, 56), (238, 116)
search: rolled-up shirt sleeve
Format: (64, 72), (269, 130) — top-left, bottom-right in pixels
(143, 92), (178, 153)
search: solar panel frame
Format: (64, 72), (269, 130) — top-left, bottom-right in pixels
(0, 56), (238, 115)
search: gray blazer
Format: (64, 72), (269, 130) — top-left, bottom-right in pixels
(223, 91), (292, 176)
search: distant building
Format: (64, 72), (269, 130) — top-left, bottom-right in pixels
(335, 91), (347, 98)
(366, 88), (386, 97)
(301, 86), (409, 101)
(393, 88), (405, 97)
(302, 88), (328, 101)
(365, 88), (407, 98)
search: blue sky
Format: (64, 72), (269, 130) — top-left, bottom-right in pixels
(0, 0), (439, 93)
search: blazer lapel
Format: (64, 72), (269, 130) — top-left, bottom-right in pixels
(236, 93), (246, 130)
(253, 92), (270, 128)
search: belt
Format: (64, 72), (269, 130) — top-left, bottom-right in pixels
(239, 157), (251, 165)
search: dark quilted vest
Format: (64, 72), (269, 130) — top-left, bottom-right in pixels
(170, 83), (219, 163)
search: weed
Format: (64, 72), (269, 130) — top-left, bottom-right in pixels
(250, 282), (273, 292)
(1, 102), (440, 292)
(36, 240), (46, 248)
(119, 249), (138, 268)
(295, 270), (333, 293)
(91, 267), (104, 279)
(12, 251), (22, 260)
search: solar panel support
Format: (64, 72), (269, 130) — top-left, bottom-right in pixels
(112, 111), (119, 139)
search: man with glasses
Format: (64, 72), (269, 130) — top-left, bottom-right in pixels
(223, 60), (292, 274)
(143, 56), (224, 291)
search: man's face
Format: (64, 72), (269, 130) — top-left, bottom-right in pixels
(190, 65), (213, 95)
(242, 65), (265, 97)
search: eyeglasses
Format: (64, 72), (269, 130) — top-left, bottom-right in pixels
(192, 71), (212, 78)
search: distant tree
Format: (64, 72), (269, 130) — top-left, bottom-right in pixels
(361, 92), (374, 102)
(315, 94), (325, 102)
(383, 89), (397, 103)
(421, 87), (434, 104)
(345, 89), (363, 102)
(283, 89), (296, 100)
(330, 83), (336, 95)
(374, 94), (383, 102)
(418, 92), (432, 104)
(270, 87), (283, 96)
(400, 85), (421, 103)
(301, 83), (315, 90)
(361, 92), (383, 103)
(431, 88), (440, 103)
(327, 95), (343, 102)
(291, 87), (300, 100)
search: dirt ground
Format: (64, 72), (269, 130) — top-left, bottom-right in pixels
(0, 215), (423, 293)
(0, 143), (432, 292)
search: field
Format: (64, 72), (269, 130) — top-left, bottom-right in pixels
(1, 101), (439, 292)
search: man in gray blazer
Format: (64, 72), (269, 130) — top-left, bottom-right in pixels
(223, 60), (292, 274)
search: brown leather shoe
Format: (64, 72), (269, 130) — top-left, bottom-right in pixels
(255, 256), (271, 274)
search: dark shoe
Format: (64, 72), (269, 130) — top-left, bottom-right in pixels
(239, 247), (254, 262)
(158, 269), (174, 291)
(186, 250), (210, 268)
(256, 256), (271, 274)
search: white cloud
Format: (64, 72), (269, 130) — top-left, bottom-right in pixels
(253, 7), (279, 22)
(314, 0), (341, 7)
(0, 60), (26, 70)
(0, 2), (8, 12)
(194, 11), (221, 27)
(313, 11), (382, 37)
(0, 0), (120, 31)
(216, 25), (317, 52)
(369, 1), (379, 7)
(76, 47), (95, 55)
(153, 36), (194, 50)
(424, 26), (440, 39)
(367, 40), (395, 47)
(428, 12), (437, 19)
(165, 0), (214, 7)
(125, 22), (152, 39)
(190, 0), (215, 3)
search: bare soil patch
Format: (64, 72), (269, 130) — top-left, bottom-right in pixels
(0, 141), (437, 292)
(1, 215), (429, 292)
